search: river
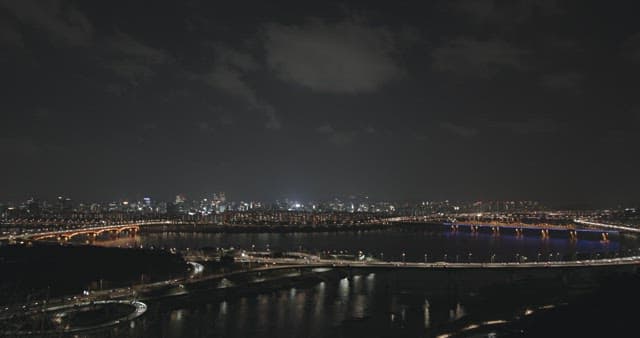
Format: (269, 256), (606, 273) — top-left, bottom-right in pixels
(79, 227), (639, 337)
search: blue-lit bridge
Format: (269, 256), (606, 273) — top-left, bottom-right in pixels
(388, 216), (620, 241)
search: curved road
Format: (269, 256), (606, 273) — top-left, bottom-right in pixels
(0, 300), (146, 336)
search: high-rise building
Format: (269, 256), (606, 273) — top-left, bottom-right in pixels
(175, 194), (186, 204)
(26, 198), (41, 216)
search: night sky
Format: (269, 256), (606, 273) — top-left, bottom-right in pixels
(1, 0), (639, 206)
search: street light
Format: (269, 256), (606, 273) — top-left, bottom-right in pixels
(402, 252), (406, 263)
(424, 253), (428, 263)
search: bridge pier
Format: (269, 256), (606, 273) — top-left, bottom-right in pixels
(541, 229), (549, 239)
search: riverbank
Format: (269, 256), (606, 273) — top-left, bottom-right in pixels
(0, 243), (189, 305)
(140, 222), (396, 234)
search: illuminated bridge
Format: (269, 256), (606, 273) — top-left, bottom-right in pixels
(239, 255), (640, 271)
(28, 224), (140, 242)
(9, 220), (173, 242)
(388, 216), (618, 241)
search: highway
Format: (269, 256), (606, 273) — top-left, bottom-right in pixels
(0, 300), (147, 336)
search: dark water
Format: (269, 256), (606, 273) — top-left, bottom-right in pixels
(94, 270), (570, 338)
(81, 230), (638, 337)
(102, 228), (624, 262)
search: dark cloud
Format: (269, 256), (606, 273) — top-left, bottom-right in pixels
(33, 107), (51, 120)
(142, 122), (158, 131)
(0, 0), (92, 46)
(0, 1), (638, 204)
(196, 108), (235, 134)
(107, 31), (172, 64)
(104, 83), (127, 96)
(494, 118), (559, 135)
(316, 124), (335, 134)
(448, 0), (562, 24)
(196, 121), (213, 133)
(210, 44), (259, 72)
(264, 111), (282, 130)
(0, 137), (39, 156)
(203, 45), (279, 130)
(540, 72), (583, 93)
(327, 131), (358, 146)
(439, 122), (479, 138)
(630, 105), (640, 123)
(363, 125), (376, 134)
(432, 38), (526, 78)
(0, 19), (23, 47)
(104, 31), (173, 86)
(205, 63), (260, 106)
(623, 32), (640, 63)
(316, 124), (359, 145)
(263, 18), (403, 93)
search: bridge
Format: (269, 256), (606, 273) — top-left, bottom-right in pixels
(389, 216), (618, 241)
(29, 224), (140, 242)
(238, 254), (640, 271)
(6, 220), (173, 242)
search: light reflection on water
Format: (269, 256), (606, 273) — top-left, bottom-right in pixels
(424, 299), (431, 329)
(98, 228), (623, 263)
(101, 267), (634, 338)
(449, 303), (466, 322)
(82, 230), (640, 337)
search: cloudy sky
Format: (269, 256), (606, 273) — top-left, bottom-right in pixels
(1, 0), (639, 206)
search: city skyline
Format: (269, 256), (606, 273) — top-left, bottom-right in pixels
(1, 190), (637, 210)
